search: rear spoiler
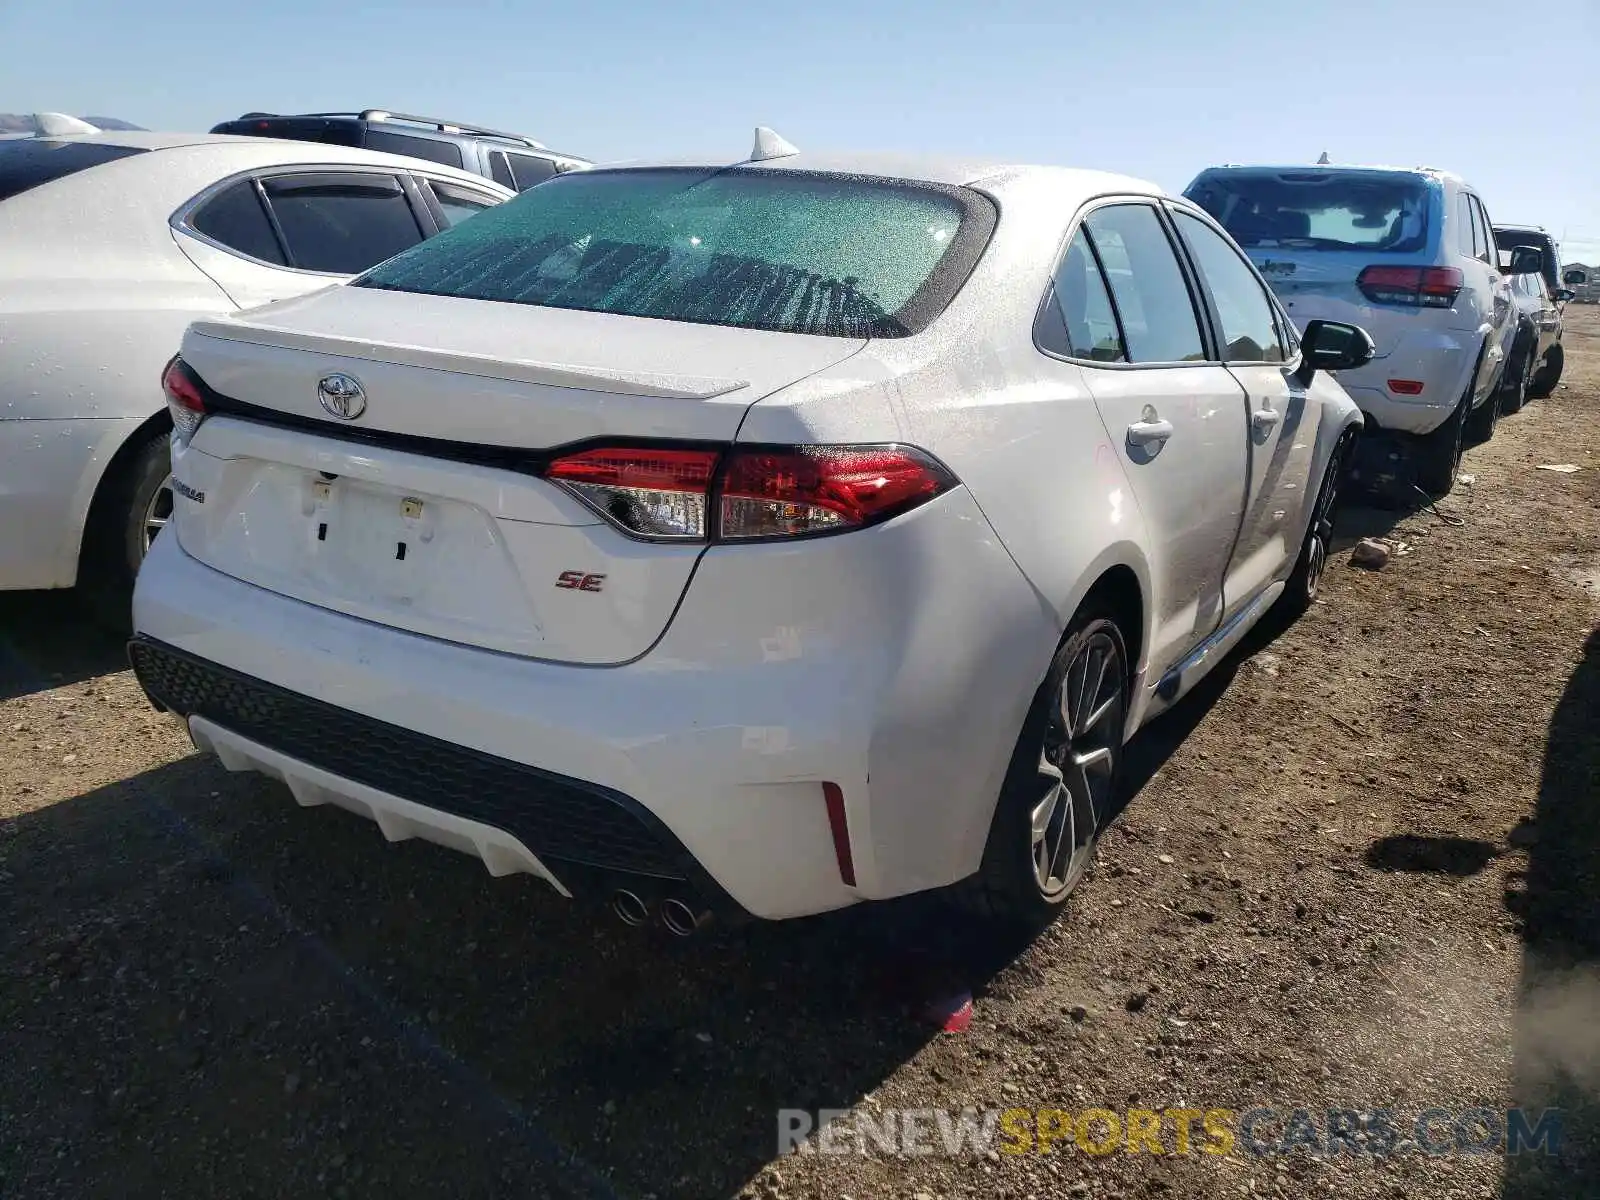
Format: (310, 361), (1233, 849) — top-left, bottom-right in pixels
(184, 321), (750, 401)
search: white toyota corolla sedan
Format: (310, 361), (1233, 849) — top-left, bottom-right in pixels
(131, 134), (1371, 933)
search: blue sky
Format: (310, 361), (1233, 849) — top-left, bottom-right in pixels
(6, 0), (1599, 261)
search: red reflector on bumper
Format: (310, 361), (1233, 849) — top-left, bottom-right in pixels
(1387, 379), (1425, 395)
(822, 782), (856, 887)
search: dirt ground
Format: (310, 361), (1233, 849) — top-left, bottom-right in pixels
(3, 311), (1598, 1200)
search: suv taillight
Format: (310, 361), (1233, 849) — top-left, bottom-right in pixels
(1356, 265), (1463, 308)
(162, 356), (207, 444)
(542, 443), (957, 543)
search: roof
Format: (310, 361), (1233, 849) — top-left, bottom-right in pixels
(0, 130), (506, 190)
(5, 129), (224, 151)
(591, 148), (1162, 195)
(1198, 162), (1466, 184)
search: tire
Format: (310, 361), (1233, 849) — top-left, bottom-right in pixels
(1529, 342), (1563, 399)
(1464, 388), (1498, 445)
(1499, 333), (1536, 417)
(1273, 429), (1353, 625)
(79, 430), (172, 631)
(1414, 348), (1480, 496)
(958, 606), (1130, 932)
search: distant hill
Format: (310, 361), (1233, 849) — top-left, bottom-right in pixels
(0, 114), (145, 133)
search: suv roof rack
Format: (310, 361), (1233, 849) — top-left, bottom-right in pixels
(226, 110), (549, 151)
(357, 109), (546, 150)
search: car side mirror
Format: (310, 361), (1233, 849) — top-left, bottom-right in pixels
(1554, 287), (1577, 303)
(1563, 268), (1587, 286)
(1293, 319), (1375, 386)
(1507, 246), (1545, 276)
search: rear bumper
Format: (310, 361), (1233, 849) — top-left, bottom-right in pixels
(130, 488), (1057, 920)
(1330, 328), (1481, 436)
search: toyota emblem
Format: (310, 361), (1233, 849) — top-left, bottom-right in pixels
(317, 373), (367, 420)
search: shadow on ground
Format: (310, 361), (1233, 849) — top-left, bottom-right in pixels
(1502, 629), (1600, 1198)
(1, 753), (997, 1199)
(0, 619), (1269, 1199)
(0, 590), (128, 701)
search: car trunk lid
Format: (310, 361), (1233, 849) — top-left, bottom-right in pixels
(173, 286), (865, 663)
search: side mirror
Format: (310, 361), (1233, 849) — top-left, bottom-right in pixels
(1554, 288), (1577, 303)
(1563, 268), (1587, 286)
(1507, 246), (1545, 276)
(1293, 319), (1375, 386)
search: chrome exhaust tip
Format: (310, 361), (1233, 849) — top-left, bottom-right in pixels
(611, 889), (649, 927)
(660, 898), (710, 937)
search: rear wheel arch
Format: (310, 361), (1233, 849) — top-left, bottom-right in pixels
(74, 409), (172, 584)
(1078, 564), (1145, 688)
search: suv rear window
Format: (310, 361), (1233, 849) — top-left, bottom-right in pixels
(1185, 170), (1431, 254)
(355, 168), (993, 338)
(0, 140), (148, 202)
(364, 128), (465, 169)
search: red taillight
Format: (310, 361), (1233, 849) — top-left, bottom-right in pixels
(544, 446), (719, 539)
(1357, 265), (1463, 309)
(540, 442), (956, 543)
(162, 356), (207, 443)
(719, 445), (956, 540)
(1387, 379), (1425, 395)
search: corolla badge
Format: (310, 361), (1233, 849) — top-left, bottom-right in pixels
(317, 373), (367, 420)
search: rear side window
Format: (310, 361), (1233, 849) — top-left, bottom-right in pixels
(1186, 170), (1431, 254)
(0, 140), (148, 202)
(1470, 197), (1495, 266)
(189, 180), (287, 265)
(488, 152), (516, 190)
(1082, 205), (1206, 364)
(1458, 194), (1484, 259)
(356, 168), (994, 338)
(261, 173), (424, 274)
(363, 129), (465, 169)
(503, 153), (557, 190)
(1171, 211), (1284, 364)
(426, 180), (501, 227)
(1037, 230), (1126, 362)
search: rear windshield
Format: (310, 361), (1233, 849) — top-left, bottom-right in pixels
(355, 167), (992, 337)
(1185, 170), (1432, 253)
(0, 140), (148, 202)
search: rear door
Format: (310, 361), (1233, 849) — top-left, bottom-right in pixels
(1465, 192), (1515, 400)
(1168, 206), (1319, 617)
(1061, 201), (1251, 679)
(174, 168), (431, 308)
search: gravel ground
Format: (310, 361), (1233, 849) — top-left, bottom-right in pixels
(3, 311), (1598, 1200)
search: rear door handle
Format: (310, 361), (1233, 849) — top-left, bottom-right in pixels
(1126, 418), (1174, 447)
(1251, 407), (1281, 434)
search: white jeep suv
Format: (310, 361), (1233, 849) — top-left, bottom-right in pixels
(132, 143), (1367, 933)
(1185, 164), (1544, 494)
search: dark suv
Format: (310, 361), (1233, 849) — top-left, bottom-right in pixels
(210, 109), (589, 191)
(1493, 225), (1575, 405)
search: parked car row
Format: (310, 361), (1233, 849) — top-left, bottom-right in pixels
(1183, 163), (1559, 494)
(207, 108), (592, 191)
(0, 113), (1565, 940)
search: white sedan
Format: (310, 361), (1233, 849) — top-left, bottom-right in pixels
(132, 134), (1370, 932)
(0, 119), (510, 616)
